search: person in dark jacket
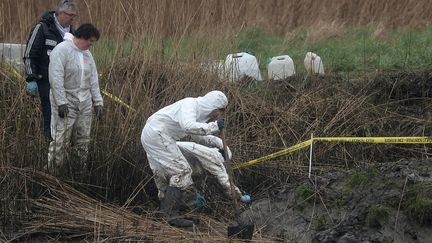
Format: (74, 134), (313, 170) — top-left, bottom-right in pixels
(23, 0), (78, 140)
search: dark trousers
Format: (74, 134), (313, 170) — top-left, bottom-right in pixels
(37, 79), (51, 139)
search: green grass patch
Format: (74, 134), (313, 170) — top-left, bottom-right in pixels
(407, 182), (432, 225)
(92, 38), (139, 69)
(232, 27), (432, 77)
(346, 171), (369, 189)
(295, 184), (315, 203)
(366, 204), (390, 228)
(90, 26), (432, 78)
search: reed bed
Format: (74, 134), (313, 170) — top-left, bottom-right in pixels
(2, 0), (432, 42)
(2, 57), (431, 192)
(2, 53), (432, 240)
(1, 166), (236, 241)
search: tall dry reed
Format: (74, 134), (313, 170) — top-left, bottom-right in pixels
(1, 0), (432, 42)
(2, 53), (432, 239)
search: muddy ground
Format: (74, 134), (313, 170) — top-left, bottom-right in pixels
(239, 158), (432, 242)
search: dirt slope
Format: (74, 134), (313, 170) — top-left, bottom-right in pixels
(240, 158), (432, 242)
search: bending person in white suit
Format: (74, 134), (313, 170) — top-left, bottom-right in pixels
(141, 90), (248, 227)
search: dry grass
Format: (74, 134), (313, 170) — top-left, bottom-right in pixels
(1, 0), (432, 42)
(0, 166), (236, 241)
(2, 54), (432, 240)
(1, 165), (277, 241)
(305, 20), (347, 44)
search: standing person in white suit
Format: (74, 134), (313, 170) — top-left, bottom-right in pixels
(48, 23), (103, 172)
(141, 90), (250, 227)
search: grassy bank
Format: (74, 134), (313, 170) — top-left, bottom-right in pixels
(91, 26), (432, 78)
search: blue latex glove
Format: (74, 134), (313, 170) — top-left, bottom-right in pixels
(195, 193), (206, 207)
(241, 194), (251, 203)
(26, 81), (38, 97)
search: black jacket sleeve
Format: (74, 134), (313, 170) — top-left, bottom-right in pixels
(23, 23), (45, 82)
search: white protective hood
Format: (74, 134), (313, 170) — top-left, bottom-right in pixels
(195, 90), (228, 122)
(146, 90), (228, 140)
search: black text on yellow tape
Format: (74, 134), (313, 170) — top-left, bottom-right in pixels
(232, 136), (432, 170)
(232, 139), (312, 170)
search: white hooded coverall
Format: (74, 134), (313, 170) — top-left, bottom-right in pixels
(141, 91), (241, 199)
(48, 33), (103, 168)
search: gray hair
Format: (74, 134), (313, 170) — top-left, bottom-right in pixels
(55, 0), (77, 14)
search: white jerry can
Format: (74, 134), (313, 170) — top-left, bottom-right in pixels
(268, 55), (296, 80)
(0, 43), (26, 69)
(304, 52), (324, 75)
(224, 52), (262, 81)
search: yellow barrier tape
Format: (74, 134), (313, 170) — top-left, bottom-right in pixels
(233, 136), (432, 170)
(232, 139), (313, 169)
(0, 63), (25, 81)
(10, 67), (24, 80)
(101, 89), (136, 112)
(2, 65), (136, 113)
(315, 137), (432, 144)
(98, 73), (136, 112)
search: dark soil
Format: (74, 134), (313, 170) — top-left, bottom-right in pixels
(239, 158), (432, 242)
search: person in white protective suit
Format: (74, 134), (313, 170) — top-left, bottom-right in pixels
(47, 23), (103, 172)
(176, 140), (237, 198)
(141, 90), (249, 227)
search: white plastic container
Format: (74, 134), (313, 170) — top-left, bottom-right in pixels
(304, 51), (324, 75)
(0, 43), (26, 69)
(268, 55), (296, 80)
(0, 43), (26, 62)
(224, 52), (262, 81)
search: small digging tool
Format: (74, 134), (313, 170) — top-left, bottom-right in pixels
(221, 129), (254, 240)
